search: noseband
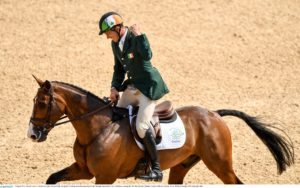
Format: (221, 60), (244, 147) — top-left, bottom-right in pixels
(30, 92), (56, 134)
(30, 92), (113, 134)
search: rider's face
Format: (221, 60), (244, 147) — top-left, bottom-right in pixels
(105, 30), (119, 42)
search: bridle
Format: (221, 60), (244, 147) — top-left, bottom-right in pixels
(30, 90), (113, 135)
(30, 92), (56, 134)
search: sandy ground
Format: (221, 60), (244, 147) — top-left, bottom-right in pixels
(0, 0), (299, 184)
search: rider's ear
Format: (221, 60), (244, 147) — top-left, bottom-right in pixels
(32, 74), (44, 87)
(43, 80), (51, 92)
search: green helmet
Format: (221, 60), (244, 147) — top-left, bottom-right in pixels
(99, 12), (123, 35)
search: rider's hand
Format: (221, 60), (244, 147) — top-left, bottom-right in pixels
(110, 87), (119, 103)
(130, 24), (142, 36)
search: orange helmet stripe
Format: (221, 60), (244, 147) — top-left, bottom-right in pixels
(113, 15), (123, 25)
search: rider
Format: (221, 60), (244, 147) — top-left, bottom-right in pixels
(99, 12), (169, 181)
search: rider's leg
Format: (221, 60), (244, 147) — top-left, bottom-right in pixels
(116, 86), (139, 108)
(135, 93), (156, 138)
(136, 94), (163, 182)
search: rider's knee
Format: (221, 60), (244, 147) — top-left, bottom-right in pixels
(136, 122), (150, 138)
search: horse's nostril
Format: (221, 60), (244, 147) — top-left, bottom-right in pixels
(31, 135), (37, 140)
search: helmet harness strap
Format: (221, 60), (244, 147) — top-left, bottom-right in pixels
(111, 24), (122, 42)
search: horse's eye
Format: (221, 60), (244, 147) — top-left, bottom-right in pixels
(38, 101), (47, 108)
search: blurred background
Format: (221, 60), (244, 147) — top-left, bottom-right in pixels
(0, 0), (299, 184)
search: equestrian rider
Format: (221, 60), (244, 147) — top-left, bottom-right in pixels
(99, 12), (169, 181)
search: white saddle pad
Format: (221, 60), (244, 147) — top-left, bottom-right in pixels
(127, 105), (186, 151)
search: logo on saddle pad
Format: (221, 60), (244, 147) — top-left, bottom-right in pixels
(168, 128), (185, 143)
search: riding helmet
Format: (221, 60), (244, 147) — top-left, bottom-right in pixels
(99, 12), (123, 35)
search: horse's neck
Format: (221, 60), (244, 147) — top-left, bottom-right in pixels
(54, 84), (112, 145)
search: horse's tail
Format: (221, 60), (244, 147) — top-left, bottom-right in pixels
(216, 109), (294, 174)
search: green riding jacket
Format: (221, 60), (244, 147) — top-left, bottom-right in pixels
(111, 30), (169, 100)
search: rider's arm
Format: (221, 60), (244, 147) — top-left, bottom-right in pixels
(130, 24), (152, 61)
(135, 34), (153, 61)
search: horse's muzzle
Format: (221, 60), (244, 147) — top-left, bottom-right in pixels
(27, 122), (48, 142)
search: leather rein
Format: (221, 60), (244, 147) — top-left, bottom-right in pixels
(30, 91), (113, 132)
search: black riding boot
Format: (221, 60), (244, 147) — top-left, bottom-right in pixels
(138, 129), (163, 182)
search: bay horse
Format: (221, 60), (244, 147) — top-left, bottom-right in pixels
(28, 76), (294, 184)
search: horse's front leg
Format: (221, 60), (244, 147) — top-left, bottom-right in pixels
(46, 162), (93, 184)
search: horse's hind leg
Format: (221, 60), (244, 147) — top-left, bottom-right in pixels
(201, 146), (242, 184)
(200, 143), (242, 183)
(206, 162), (242, 184)
(46, 163), (93, 184)
(199, 119), (242, 184)
(168, 155), (201, 184)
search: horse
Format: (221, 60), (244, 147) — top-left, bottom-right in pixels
(27, 76), (294, 184)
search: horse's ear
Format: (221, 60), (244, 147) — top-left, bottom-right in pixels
(32, 75), (44, 87)
(43, 80), (51, 91)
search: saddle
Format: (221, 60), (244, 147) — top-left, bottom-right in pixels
(112, 100), (177, 144)
(154, 100), (176, 121)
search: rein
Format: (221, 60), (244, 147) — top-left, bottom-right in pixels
(54, 101), (113, 127)
(30, 90), (113, 130)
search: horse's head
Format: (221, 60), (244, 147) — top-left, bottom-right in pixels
(28, 75), (65, 142)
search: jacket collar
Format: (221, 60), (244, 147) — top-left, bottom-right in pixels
(112, 28), (133, 58)
(118, 28), (128, 51)
(121, 28), (132, 56)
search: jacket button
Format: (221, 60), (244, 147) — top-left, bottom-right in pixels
(129, 76), (132, 79)
(121, 58), (124, 60)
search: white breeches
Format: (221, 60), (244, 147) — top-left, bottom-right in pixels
(117, 85), (156, 138)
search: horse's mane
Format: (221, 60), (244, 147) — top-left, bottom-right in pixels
(51, 81), (106, 103)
